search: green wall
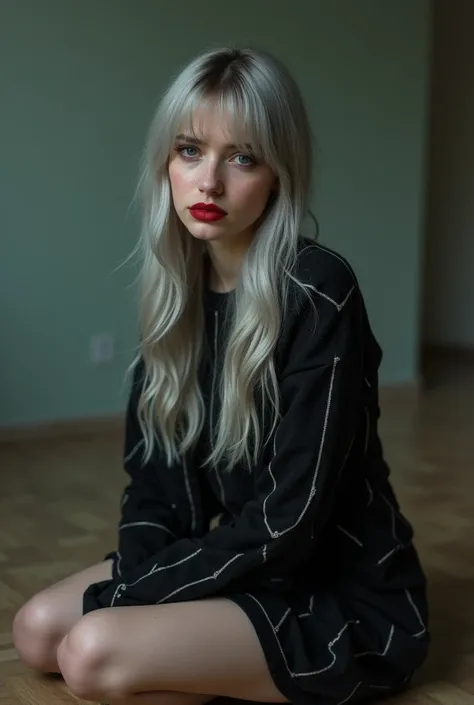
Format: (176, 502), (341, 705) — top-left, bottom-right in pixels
(0, 0), (431, 427)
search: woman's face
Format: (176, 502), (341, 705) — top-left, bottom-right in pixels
(168, 107), (276, 246)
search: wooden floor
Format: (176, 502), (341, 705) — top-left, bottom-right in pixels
(0, 353), (473, 704)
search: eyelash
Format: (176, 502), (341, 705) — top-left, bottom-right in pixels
(174, 145), (256, 167)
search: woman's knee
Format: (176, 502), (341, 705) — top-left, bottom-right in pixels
(57, 610), (125, 701)
(12, 594), (64, 672)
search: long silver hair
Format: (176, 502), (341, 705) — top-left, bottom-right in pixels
(135, 47), (315, 472)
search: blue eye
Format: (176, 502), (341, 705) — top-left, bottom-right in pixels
(234, 154), (254, 166)
(180, 146), (198, 158)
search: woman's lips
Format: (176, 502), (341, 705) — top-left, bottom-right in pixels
(189, 203), (227, 222)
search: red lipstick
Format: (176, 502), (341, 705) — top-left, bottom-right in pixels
(189, 202), (227, 223)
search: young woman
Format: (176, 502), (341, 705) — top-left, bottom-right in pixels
(13, 47), (429, 705)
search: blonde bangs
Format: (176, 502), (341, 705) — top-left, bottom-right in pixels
(168, 83), (277, 169)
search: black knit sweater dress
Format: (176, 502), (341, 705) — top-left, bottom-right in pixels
(83, 238), (429, 705)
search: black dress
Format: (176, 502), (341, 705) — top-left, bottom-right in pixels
(83, 238), (429, 705)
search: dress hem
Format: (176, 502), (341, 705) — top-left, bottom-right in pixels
(227, 592), (317, 705)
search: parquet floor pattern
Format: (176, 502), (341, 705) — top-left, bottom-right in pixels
(1, 354), (473, 704)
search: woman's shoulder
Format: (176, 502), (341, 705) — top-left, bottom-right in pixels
(292, 237), (360, 308)
(277, 239), (380, 371)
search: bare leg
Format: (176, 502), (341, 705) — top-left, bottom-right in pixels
(12, 559), (112, 673)
(57, 599), (289, 704)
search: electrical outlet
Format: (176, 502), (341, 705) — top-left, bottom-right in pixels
(90, 332), (115, 364)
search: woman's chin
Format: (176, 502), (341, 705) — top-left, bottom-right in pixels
(186, 223), (229, 241)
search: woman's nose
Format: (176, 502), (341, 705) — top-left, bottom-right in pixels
(197, 160), (224, 196)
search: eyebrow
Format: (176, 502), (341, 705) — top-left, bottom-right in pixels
(175, 133), (252, 150)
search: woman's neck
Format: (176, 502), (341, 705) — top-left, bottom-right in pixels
(205, 234), (253, 292)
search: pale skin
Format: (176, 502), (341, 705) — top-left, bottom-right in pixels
(12, 559), (287, 704)
(12, 108), (287, 705)
(168, 105), (277, 292)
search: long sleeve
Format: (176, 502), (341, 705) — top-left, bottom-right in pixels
(106, 357), (186, 580)
(84, 277), (364, 611)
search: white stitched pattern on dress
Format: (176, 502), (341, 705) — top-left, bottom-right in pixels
(263, 355), (340, 540)
(296, 244), (356, 311)
(124, 439), (144, 465)
(110, 549), (246, 607)
(355, 624), (395, 657)
(246, 593), (359, 678)
(376, 493), (412, 565)
(296, 243), (358, 289)
(110, 581), (126, 606)
(275, 607), (291, 632)
(298, 595), (314, 618)
(295, 620), (360, 677)
(312, 244), (366, 388)
(110, 548), (202, 607)
(336, 525), (364, 547)
(405, 589), (427, 637)
(110, 548), (204, 605)
(337, 682), (364, 705)
(376, 493), (399, 565)
(365, 478), (373, 508)
(109, 247), (360, 611)
(116, 551), (122, 577)
(155, 554), (244, 604)
(182, 456), (196, 535)
(376, 546), (399, 566)
(313, 286), (355, 311)
(245, 593), (295, 674)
